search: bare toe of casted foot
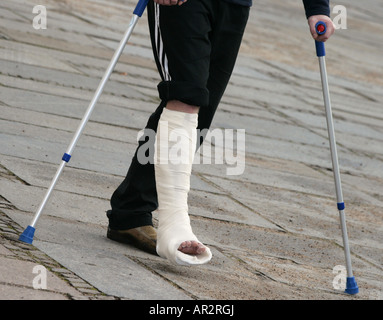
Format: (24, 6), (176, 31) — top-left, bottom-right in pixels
(178, 241), (206, 255)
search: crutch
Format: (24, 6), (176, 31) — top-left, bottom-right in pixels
(315, 21), (359, 295)
(19, 0), (149, 244)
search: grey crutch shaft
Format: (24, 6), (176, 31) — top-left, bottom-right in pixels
(19, 0), (149, 244)
(315, 21), (358, 295)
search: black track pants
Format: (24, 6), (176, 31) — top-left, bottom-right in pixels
(107, 0), (249, 229)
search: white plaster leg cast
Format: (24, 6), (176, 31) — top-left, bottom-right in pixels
(154, 108), (212, 265)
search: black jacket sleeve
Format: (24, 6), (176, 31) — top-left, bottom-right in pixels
(302, 0), (330, 18)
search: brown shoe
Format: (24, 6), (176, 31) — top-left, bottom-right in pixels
(107, 225), (157, 255)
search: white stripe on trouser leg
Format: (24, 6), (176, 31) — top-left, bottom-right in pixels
(154, 108), (212, 265)
(154, 3), (170, 81)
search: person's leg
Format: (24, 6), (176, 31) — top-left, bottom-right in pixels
(106, 101), (165, 255)
(106, 0), (212, 255)
(107, 0), (249, 260)
(198, 1), (250, 136)
(153, 1), (249, 264)
(150, 0), (215, 264)
(155, 103), (213, 264)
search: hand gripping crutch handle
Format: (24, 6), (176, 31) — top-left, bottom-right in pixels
(315, 21), (326, 57)
(314, 21), (359, 295)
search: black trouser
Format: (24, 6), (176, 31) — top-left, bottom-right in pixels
(107, 0), (249, 230)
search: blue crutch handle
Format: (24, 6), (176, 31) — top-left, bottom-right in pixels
(315, 21), (327, 57)
(133, 0), (149, 17)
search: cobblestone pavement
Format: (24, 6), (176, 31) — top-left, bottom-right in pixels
(0, 0), (382, 300)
